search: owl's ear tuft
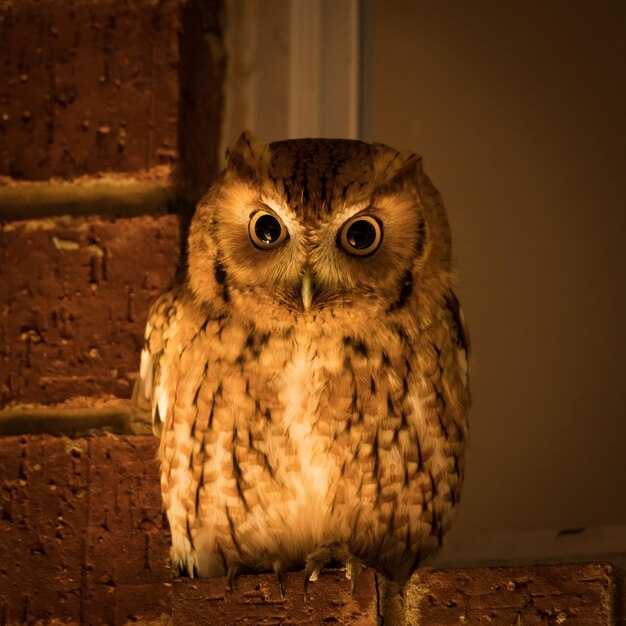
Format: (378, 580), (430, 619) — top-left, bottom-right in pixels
(373, 146), (424, 195)
(391, 151), (423, 183)
(372, 144), (423, 186)
(226, 131), (269, 179)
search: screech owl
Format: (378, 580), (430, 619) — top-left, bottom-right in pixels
(134, 132), (470, 595)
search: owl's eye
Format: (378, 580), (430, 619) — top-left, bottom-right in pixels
(338, 215), (383, 256)
(249, 210), (288, 249)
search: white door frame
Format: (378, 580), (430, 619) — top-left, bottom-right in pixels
(221, 0), (360, 154)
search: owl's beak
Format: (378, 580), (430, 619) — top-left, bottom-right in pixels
(301, 271), (315, 311)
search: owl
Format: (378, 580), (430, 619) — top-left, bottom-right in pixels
(134, 132), (470, 597)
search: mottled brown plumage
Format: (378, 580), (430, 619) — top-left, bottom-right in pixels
(134, 132), (470, 591)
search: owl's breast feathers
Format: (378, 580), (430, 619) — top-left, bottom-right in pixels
(133, 279), (470, 583)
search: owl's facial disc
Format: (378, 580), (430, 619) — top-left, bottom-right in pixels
(228, 187), (417, 316)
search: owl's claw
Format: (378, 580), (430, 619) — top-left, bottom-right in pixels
(345, 557), (364, 597)
(273, 561), (286, 599)
(303, 543), (363, 601)
(303, 560), (319, 602)
(227, 565), (239, 591)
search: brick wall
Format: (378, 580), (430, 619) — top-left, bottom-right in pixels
(0, 0), (225, 413)
(0, 0), (223, 189)
(0, 2), (624, 625)
(0, 1), (217, 622)
(0, 435), (169, 624)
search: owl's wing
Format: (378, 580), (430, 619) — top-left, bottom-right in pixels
(444, 290), (471, 391)
(132, 284), (182, 436)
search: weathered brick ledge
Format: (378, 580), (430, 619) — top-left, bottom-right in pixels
(1, 434), (623, 625)
(0, 171), (175, 220)
(0, 400), (151, 437)
(173, 561), (620, 625)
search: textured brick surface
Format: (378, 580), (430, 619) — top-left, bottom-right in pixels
(0, 0), (226, 193)
(0, 0), (181, 180)
(0, 214), (180, 408)
(84, 436), (171, 624)
(401, 562), (615, 625)
(172, 568), (379, 626)
(0, 436), (88, 623)
(0, 434), (170, 625)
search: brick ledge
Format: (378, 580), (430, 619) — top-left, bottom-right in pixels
(172, 562), (619, 625)
(0, 169), (175, 220)
(0, 399), (152, 437)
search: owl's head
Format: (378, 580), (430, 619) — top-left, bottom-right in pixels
(188, 132), (452, 330)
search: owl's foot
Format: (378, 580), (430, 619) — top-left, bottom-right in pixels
(227, 565), (239, 591)
(273, 560), (286, 599)
(345, 556), (364, 597)
(303, 543), (364, 601)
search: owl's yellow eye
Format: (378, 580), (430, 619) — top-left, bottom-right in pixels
(249, 210), (288, 249)
(339, 215), (383, 256)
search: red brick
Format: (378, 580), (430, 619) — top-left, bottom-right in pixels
(0, 214), (180, 408)
(0, 0), (226, 191)
(113, 581), (172, 625)
(0, 434), (170, 624)
(172, 568), (379, 626)
(0, 0), (181, 180)
(0, 435), (88, 624)
(84, 435), (171, 622)
(409, 563), (614, 625)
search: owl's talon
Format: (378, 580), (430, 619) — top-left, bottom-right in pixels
(346, 557), (364, 597)
(303, 543), (364, 600)
(273, 561), (286, 599)
(303, 560), (319, 601)
(303, 574), (309, 602)
(227, 565), (239, 591)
